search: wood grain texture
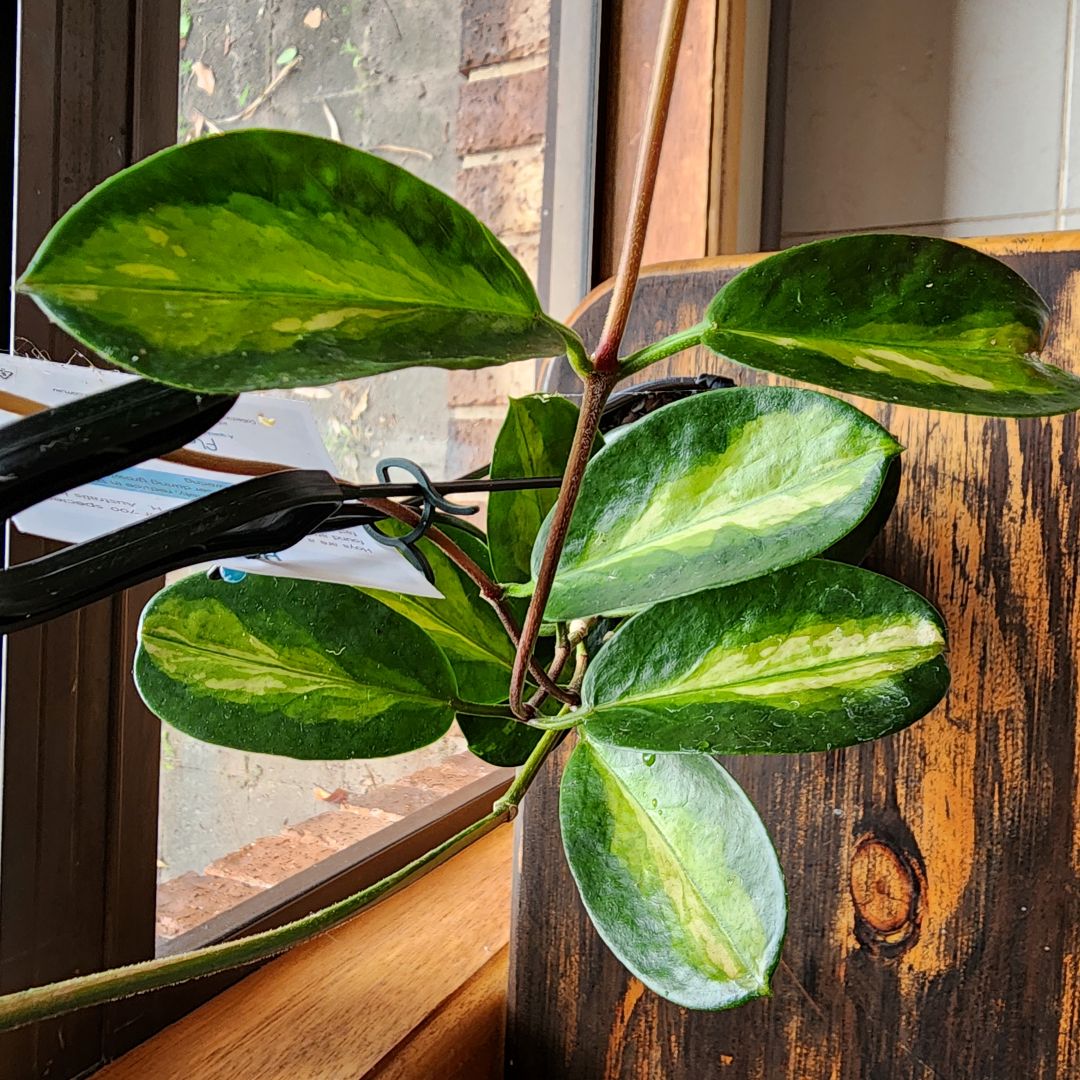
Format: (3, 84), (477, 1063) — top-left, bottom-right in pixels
(597, 0), (718, 277)
(367, 947), (507, 1080)
(99, 826), (512, 1080)
(509, 233), (1080, 1079)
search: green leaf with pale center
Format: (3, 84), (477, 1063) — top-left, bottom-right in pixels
(579, 560), (949, 754)
(457, 713), (543, 767)
(16, 129), (579, 392)
(488, 393), (601, 584)
(135, 572), (456, 759)
(361, 522), (515, 704)
(703, 233), (1080, 416)
(560, 735), (786, 1010)
(510, 386), (900, 620)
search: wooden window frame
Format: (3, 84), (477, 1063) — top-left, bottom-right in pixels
(0, 3), (530, 1076)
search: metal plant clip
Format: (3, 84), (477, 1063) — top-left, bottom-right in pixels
(0, 371), (738, 633)
(358, 458), (480, 585)
(0, 381), (560, 632)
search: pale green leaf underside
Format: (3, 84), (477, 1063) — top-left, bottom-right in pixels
(488, 393), (587, 585)
(560, 736), (786, 1010)
(580, 560), (950, 754)
(516, 386), (900, 620)
(17, 129), (574, 392)
(135, 573), (456, 759)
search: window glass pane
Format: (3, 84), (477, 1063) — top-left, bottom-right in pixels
(157, 0), (557, 949)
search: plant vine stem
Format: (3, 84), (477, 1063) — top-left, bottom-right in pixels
(0, 727), (564, 1033)
(364, 498), (576, 709)
(508, 0), (689, 714)
(509, 371), (617, 718)
(619, 322), (705, 376)
(591, 0), (690, 374)
(492, 728), (563, 816)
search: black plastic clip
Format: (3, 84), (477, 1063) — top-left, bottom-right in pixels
(361, 458), (480, 584)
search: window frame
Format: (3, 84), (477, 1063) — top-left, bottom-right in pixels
(0, 2), (595, 1075)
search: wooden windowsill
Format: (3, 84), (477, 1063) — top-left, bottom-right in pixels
(97, 826), (514, 1079)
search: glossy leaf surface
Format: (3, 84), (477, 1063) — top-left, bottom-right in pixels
(823, 456), (901, 565)
(515, 386), (900, 620)
(362, 522), (514, 704)
(18, 129), (573, 392)
(560, 736), (786, 1010)
(580, 560), (949, 754)
(703, 233), (1080, 416)
(457, 713), (543, 767)
(135, 573), (455, 759)
(488, 393), (584, 584)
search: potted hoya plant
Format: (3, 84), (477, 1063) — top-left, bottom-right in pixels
(2, 0), (1080, 1033)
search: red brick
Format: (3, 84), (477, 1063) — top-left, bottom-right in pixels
(395, 752), (496, 798)
(447, 416), (503, 477)
(448, 367), (523, 408)
(458, 67), (548, 155)
(285, 808), (400, 851)
(328, 783), (442, 818)
(204, 832), (334, 889)
(156, 872), (263, 940)
(504, 231), (541, 282)
(457, 148), (544, 235)
(462, 0), (549, 72)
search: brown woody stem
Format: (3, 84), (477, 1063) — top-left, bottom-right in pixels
(508, 371), (616, 717)
(508, 0), (688, 716)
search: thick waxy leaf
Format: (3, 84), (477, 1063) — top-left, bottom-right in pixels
(703, 233), (1080, 416)
(17, 129), (575, 392)
(560, 736), (786, 1010)
(823, 456), (901, 565)
(135, 573), (456, 759)
(514, 386), (900, 620)
(362, 522), (515, 704)
(457, 713), (543, 767)
(489, 394), (586, 584)
(579, 560), (949, 754)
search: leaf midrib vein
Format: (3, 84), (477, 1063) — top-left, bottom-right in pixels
(566, 448), (890, 580)
(387, 600), (513, 669)
(144, 629), (444, 706)
(28, 279), (544, 323)
(588, 743), (764, 985)
(591, 636), (941, 711)
(713, 326), (1034, 358)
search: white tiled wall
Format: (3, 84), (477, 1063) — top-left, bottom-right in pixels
(781, 0), (1079, 243)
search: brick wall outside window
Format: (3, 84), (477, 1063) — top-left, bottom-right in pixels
(159, 0), (554, 945)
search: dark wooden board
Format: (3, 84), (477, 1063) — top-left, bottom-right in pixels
(507, 234), (1080, 1079)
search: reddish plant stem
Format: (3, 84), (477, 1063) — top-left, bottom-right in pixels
(364, 498), (577, 709)
(508, 0), (689, 717)
(592, 0), (690, 374)
(508, 371), (617, 718)
(526, 634), (571, 715)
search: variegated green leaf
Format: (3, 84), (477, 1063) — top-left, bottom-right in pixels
(579, 560), (949, 754)
(488, 393), (594, 584)
(823, 456), (901, 565)
(16, 129), (579, 392)
(135, 573), (457, 759)
(361, 521), (515, 704)
(457, 713), (543, 767)
(560, 735), (786, 1010)
(704, 233), (1080, 416)
(511, 386), (900, 620)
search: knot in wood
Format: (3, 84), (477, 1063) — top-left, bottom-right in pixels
(849, 833), (924, 958)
